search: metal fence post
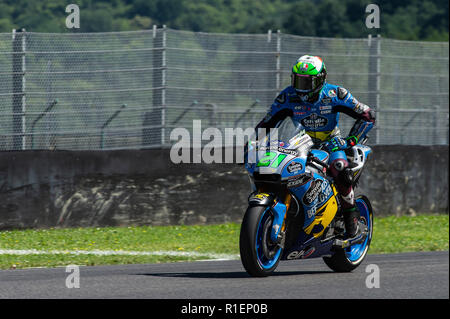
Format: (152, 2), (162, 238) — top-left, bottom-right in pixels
(161, 25), (167, 146)
(276, 30), (281, 92)
(368, 34), (381, 144)
(267, 29), (272, 43)
(12, 28), (26, 150)
(142, 25), (166, 148)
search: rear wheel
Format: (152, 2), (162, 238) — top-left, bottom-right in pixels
(240, 205), (282, 277)
(323, 195), (373, 272)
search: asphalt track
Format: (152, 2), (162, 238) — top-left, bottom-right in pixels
(0, 251), (448, 299)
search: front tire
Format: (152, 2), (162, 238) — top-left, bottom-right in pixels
(323, 195), (373, 272)
(240, 205), (282, 277)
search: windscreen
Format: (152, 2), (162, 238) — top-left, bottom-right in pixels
(275, 117), (305, 143)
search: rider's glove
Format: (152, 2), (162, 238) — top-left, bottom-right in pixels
(324, 137), (348, 152)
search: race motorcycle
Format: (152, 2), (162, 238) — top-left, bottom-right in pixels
(240, 117), (373, 277)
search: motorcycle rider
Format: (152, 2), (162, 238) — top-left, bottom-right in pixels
(255, 55), (376, 241)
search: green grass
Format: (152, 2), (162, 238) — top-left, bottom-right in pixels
(0, 214), (448, 269)
(370, 214), (449, 254)
(0, 224), (240, 269)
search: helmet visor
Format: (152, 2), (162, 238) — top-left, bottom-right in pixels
(292, 74), (314, 92)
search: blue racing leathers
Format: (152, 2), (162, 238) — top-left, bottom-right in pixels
(256, 83), (376, 211)
(256, 83), (375, 144)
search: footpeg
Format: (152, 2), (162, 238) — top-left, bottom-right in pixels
(333, 222), (368, 248)
(333, 238), (351, 249)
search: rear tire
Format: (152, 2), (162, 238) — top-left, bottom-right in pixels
(240, 205), (282, 277)
(323, 195), (373, 272)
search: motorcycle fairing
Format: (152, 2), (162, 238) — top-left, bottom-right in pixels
(280, 183), (339, 261)
(309, 149), (329, 163)
(248, 192), (274, 207)
(289, 173), (336, 229)
(304, 185), (338, 238)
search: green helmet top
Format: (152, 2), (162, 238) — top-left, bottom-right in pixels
(291, 55), (327, 94)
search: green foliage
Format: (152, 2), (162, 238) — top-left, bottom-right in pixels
(0, 0), (447, 41)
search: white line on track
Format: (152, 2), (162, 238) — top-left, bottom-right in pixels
(0, 249), (240, 260)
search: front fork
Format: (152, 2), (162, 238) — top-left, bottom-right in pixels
(270, 194), (292, 244)
(249, 192), (291, 246)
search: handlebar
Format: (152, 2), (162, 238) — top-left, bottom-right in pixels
(307, 153), (330, 171)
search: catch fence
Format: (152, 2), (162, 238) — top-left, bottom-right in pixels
(0, 27), (448, 151)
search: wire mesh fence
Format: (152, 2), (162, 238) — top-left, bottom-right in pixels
(0, 27), (448, 151)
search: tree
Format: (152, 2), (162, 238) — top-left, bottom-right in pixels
(0, 0), (446, 41)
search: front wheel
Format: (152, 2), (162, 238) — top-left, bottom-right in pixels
(240, 205), (283, 277)
(323, 195), (374, 272)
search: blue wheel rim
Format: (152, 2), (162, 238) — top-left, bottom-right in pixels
(345, 199), (372, 262)
(255, 207), (282, 269)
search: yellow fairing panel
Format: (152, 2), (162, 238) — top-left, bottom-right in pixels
(304, 185), (339, 238)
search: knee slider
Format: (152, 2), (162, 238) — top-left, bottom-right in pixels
(331, 160), (353, 186)
(333, 159), (347, 172)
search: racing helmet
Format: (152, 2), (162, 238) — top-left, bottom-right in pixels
(291, 55), (327, 95)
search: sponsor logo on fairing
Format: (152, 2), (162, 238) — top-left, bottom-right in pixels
(277, 147), (298, 156)
(286, 162), (303, 173)
(306, 206), (316, 218)
(286, 246), (316, 260)
(317, 180), (332, 204)
(302, 179), (323, 205)
(286, 174), (312, 188)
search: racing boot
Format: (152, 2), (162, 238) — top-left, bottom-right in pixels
(343, 206), (364, 243)
(332, 206), (367, 249)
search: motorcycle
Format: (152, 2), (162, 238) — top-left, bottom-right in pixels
(240, 117), (373, 277)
